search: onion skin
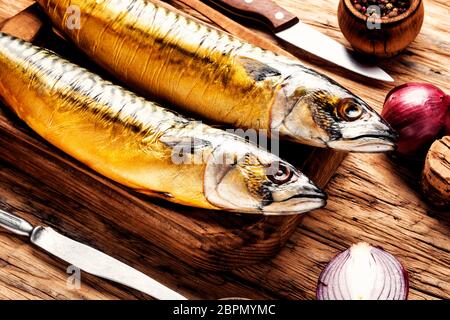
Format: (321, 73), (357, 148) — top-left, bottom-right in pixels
(316, 243), (409, 300)
(382, 83), (450, 156)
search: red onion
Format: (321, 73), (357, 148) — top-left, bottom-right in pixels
(382, 82), (450, 156)
(316, 243), (409, 300)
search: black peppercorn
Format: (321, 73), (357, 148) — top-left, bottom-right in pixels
(351, 0), (411, 18)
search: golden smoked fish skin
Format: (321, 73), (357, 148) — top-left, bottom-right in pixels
(37, 0), (397, 153)
(0, 33), (326, 215)
(43, 0), (275, 129)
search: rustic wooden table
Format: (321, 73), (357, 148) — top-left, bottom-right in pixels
(0, 0), (448, 300)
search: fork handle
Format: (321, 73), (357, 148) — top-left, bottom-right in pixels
(208, 0), (299, 32)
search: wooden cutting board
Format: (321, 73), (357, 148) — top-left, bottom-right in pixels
(0, 2), (346, 271)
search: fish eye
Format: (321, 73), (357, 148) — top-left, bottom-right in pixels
(267, 162), (294, 185)
(338, 98), (363, 121)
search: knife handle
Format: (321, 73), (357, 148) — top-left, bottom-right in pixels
(208, 0), (299, 32)
(0, 209), (34, 237)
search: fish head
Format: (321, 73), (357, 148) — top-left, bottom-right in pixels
(272, 70), (398, 152)
(203, 142), (326, 215)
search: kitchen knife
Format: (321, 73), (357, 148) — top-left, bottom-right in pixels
(0, 208), (187, 300)
(206, 0), (394, 82)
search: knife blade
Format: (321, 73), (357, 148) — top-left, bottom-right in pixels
(0, 208), (187, 300)
(206, 0), (393, 82)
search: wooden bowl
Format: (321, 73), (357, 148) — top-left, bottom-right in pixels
(338, 0), (424, 57)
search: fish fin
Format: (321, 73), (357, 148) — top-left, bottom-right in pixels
(236, 56), (282, 82)
(52, 27), (68, 41)
(159, 136), (211, 154)
(135, 189), (174, 199)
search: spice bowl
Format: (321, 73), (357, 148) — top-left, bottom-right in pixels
(338, 0), (424, 57)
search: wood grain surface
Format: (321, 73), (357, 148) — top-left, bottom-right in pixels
(0, 0), (347, 273)
(0, 4), (43, 41)
(0, 0), (32, 20)
(0, 0), (448, 300)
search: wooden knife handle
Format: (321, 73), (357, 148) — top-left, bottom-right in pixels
(208, 0), (299, 32)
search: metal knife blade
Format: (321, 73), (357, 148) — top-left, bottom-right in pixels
(207, 0), (393, 82)
(0, 209), (187, 300)
(275, 22), (394, 82)
(31, 227), (187, 300)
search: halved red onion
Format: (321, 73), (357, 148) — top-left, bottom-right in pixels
(316, 242), (409, 300)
